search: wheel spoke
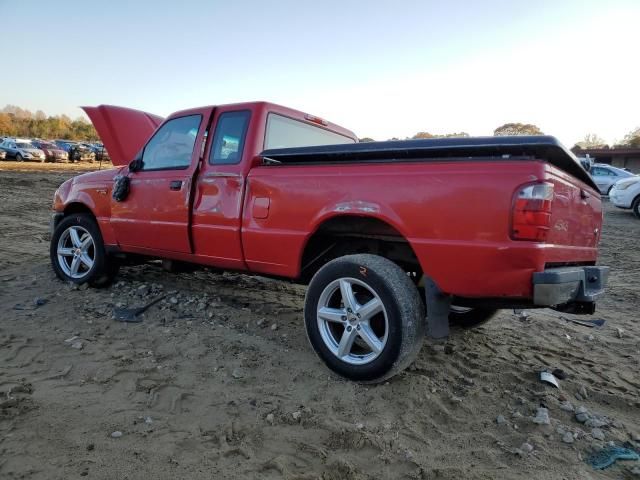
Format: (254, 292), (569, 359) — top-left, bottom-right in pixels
(80, 253), (94, 269)
(358, 324), (383, 354)
(337, 327), (358, 358)
(80, 235), (93, 250)
(58, 247), (74, 256)
(70, 256), (81, 275)
(357, 298), (383, 322)
(69, 228), (82, 248)
(339, 279), (358, 311)
(318, 306), (346, 324)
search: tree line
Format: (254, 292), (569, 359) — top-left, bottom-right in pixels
(2, 104), (638, 149)
(0, 105), (99, 141)
(360, 123), (640, 150)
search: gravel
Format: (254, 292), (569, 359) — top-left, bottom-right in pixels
(562, 432), (574, 444)
(591, 428), (605, 441)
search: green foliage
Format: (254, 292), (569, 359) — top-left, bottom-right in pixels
(493, 123), (543, 136)
(0, 105), (99, 141)
(618, 127), (640, 148)
(574, 133), (608, 149)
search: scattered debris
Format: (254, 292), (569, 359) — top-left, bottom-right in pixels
(540, 371), (560, 388)
(587, 445), (640, 470)
(270, 323), (278, 331)
(112, 295), (166, 322)
(231, 368), (244, 379)
(532, 407), (551, 425)
(562, 432), (575, 444)
(110, 431), (123, 438)
(292, 411), (302, 421)
(552, 368), (568, 380)
(560, 401), (574, 412)
(71, 341), (84, 350)
(616, 327), (624, 339)
(496, 415), (506, 425)
(34, 297), (47, 307)
(591, 428), (605, 441)
(520, 442), (534, 454)
(560, 316), (606, 328)
(265, 413), (275, 425)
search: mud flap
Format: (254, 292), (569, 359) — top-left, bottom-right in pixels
(424, 277), (451, 339)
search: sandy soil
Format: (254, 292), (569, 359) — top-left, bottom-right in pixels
(1, 163), (639, 480)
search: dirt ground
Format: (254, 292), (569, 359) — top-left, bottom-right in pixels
(1, 162), (639, 480)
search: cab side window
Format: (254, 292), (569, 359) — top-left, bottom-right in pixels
(209, 111), (251, 165)
(142, 115), (202, 171)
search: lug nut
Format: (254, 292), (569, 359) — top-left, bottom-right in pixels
(356, 313), (361, 318)
(341, 315), (347, 321)
(356, 325), (361, 330)
(347, 326), (352, 332)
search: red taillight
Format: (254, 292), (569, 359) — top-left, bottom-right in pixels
(511, 182), (554, 241)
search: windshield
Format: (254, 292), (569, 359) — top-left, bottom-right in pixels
(16, 143), (34, 149)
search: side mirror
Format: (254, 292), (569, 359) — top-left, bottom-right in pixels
(128, 157), (143, 172)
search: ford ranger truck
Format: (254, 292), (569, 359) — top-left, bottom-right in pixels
(50, 101), (609, 382)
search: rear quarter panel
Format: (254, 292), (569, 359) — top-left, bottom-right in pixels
(242, 159), (601, 299)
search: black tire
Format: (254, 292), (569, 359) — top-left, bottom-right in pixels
(304, 254), (425, 383)
(16, 153), (23, 162)
(50, 213), (119, 287)
(449, 307), (498, 328)
(632, 196), (640, 219)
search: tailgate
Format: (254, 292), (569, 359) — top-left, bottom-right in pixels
(545, 165), (602, 248)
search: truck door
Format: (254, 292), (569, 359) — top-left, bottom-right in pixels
(191, 108), (253, 270)
(112, 108), (212, 253)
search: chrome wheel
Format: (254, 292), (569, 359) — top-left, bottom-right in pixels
(316, 277), (388, 365)
(56, 226), (95, 279)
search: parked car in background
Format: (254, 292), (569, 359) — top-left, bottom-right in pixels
(0, 149), (6, 160)
(31, 140), (69, 163)
(0, 138), (46, 162)
(53, 140), (96, 162)
(94, 143), (110, 162)
(590, 164), (636, 195)
(610, 176), (640, 218)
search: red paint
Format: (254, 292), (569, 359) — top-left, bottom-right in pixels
(54, 101), (603, 304)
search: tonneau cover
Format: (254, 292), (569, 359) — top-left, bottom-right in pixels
(260, 135), (597, 190)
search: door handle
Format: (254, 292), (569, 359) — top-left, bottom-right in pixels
(169, 180), (182, 191)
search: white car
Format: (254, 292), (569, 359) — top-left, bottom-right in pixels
(610, 176), (640, 218)
(0, 138), (46, 162)
(589, 164), (636, 195)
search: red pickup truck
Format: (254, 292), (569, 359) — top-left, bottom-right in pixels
(50, 101), (608, 382)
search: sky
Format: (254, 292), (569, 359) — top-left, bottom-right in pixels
(1, 0), (639, 146)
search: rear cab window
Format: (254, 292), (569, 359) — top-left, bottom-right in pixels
(209, 110), (251, 165)
(264, 113), (355, 149)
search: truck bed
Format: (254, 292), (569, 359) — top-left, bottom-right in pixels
(260, 135), (597, 191)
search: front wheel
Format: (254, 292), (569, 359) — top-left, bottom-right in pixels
(304, 254), (425, 383)
(16, 154), (23, 162)
(50, 213), (118, 287)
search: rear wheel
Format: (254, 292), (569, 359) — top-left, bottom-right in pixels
(50, 213), (119, 287)
(304, 254), (425, 383)
(16, 153), (23, 162)
(449, 306), (498, 328)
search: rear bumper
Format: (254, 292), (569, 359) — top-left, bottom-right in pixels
(532, 266), (609, 307)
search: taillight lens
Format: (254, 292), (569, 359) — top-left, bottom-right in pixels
(511, 182), (554, 241)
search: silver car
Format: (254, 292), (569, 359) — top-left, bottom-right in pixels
(0, 139), (46, 162)
(589, 164), (636, 195)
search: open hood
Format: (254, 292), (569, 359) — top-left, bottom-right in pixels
(81, 105), (164, 166)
